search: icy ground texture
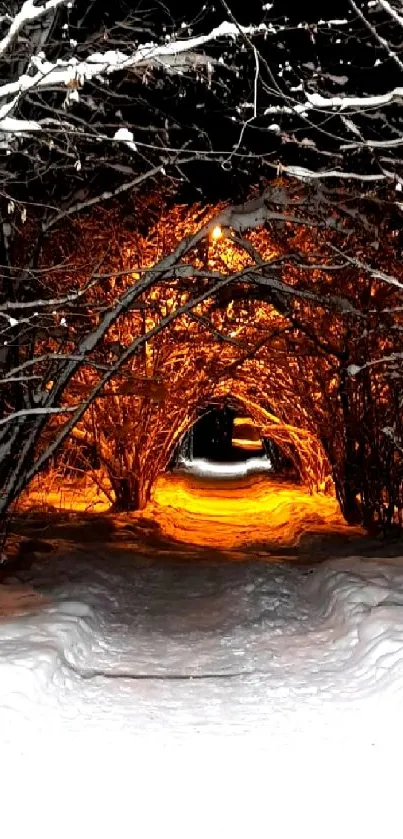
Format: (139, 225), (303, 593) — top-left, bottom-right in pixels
(1, 549), (403, 836)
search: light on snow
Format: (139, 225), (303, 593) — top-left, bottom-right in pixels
(179, 457), (272, 477)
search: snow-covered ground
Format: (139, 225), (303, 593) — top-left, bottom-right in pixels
(179, 455), (273, 476)
(151, 463), (356, 548)
(2, 471), (403, 836)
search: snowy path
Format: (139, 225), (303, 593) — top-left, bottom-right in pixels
(2, 472), (403, 836)
(2, 548), (403, 738)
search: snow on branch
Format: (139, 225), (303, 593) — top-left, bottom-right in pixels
(329, 247), (403, 291)
(377, 0), (403, 30)
(0, 0), (69, 59)
(265, 87), (403, 117)
(305, 88), (403, 111)
(0, 19), (269, 144)
(0, 405), (78, 427)
(348, 353), (403, 377)
(275, 166), (387, 182)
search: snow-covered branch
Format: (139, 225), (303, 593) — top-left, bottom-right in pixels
(0, 19), (269, 145)
(0, 405), (78, 428)
(0, 0), (69, 59)
(348, 353), (403, 377)
(265, 87), (403, 117)
(377, 0), (403, 30)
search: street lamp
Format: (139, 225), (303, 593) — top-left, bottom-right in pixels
(211, 225), (222, 241)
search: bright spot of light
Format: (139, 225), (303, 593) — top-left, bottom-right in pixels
(211, 225), (222, 240)
(179, 457), (273, 478)
(232, 437), (264, 452)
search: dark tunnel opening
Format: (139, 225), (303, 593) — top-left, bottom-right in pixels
(172, 404), (297, 476)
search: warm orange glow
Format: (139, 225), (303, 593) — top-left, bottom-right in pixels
(149, 470), (361, 550)
(41, 199), (338, 514)
(232, 416), (263, 451)
(19, 470), (362, 552)
(231, 438), (264, 451)
(20, 475), (111, 513)
(39, 192), (403, 526)
(211, 225), (222, 240)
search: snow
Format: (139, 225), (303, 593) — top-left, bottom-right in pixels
(0, 17), (271, 148)
(113, 126), (137, 152)
(180, 456), (273, 477)
(0, 21), (269, 104)
(275, 164), (386, 182)
(377, 0), (403, 29)
(318, 19), (348, 25)
(0, 404), (77, 428)
(0, 0), (68, 59)
(306, 88), (403, 110)
(0, 115), (41, 134)
(2, 548), (403, 832)
(2, 470), (403, 834)
(264, 86), (403, 133)
(347, 363), (361, 376)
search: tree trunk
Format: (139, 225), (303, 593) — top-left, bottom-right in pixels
(338, 367), (362, 525)
(110, 474), (148, 511)
(178, 427), (193, 461)
(340, 477), (362, 525)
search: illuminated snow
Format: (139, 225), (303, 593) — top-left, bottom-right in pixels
(1, 471), (402, 834)
(150, 469), (353, 548)
(180, 456), (273, 477)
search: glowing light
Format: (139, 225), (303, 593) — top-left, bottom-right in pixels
(211, 225), (222, 240)
(179, 457), (272, 477)
(232, 416), (264, 451)
(231, 438), (264, 451)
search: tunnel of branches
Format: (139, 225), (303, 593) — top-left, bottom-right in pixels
(31, 188), (403, 531)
